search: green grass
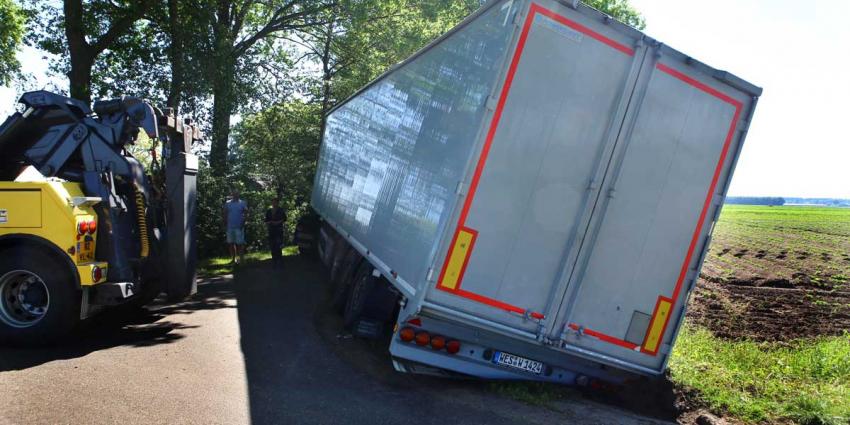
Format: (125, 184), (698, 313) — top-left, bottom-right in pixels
(669, 326), (850, 424)
(488, 381), (565, 406)
(197, 246), (299, 277)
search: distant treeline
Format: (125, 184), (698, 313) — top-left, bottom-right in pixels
(726, 197), (850, 207)
(785, 198), (850, 207)
(726, 197), (785, 206)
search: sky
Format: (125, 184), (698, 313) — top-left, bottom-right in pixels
(1, 0), (848, 198)
(629, 0), (850, 198)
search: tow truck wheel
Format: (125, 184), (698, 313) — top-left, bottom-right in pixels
(0, 248), (79, 345)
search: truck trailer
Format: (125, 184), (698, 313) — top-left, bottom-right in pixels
(310, 0), (761, 384)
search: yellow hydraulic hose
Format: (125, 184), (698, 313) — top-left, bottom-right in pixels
(135, 187), (150, 258)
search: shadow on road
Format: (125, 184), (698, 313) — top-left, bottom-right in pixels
(233, 255), (680, 425)
(0, 275), (236, 372)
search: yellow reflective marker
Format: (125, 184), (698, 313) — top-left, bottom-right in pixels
(642, 297), (673, 354)
(439, 228), (476, 290)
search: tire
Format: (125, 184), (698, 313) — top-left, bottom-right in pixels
(0, 247), (80, 345)
(343, 263), (377, 329)
(328, 242), (350, 283)
(331, 251), (361, 313)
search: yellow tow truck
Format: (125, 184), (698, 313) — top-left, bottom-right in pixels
(0, 91), (201, 344)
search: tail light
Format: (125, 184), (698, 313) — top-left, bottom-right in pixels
(415, 332), (430, 346)
(429, 335), (446, 350)
(91, 266), (103, 283)
(78, 220), (89, 235)
(400, 324), (461, 355)
(399, 327), (415, 342)
(87, 219), (97, 234)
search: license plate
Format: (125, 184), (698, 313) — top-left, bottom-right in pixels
(492, 351), (544, 375)
(78, 240), (94, 262)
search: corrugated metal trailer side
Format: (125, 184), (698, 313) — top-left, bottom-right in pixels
(313, 0), (761, 380)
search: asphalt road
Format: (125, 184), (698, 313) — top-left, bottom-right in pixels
(0, 255), (672, 425)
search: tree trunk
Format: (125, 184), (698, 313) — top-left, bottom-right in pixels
(67, 52), (95, 103)
(318, 16), (335, 136)
(210, 58), (235, 176)
(166, 0), (184, 112)
(64, 0), (93, 103)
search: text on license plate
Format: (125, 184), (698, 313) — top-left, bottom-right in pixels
(492, 351), (544, 375)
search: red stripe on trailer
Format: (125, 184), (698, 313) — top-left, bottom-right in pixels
(568, 323), (639, 350)
(572, 63), (744, 356)
(531, 3), (635, 56)
(450, 288), (546, 320)
(436, 2), (633, 320)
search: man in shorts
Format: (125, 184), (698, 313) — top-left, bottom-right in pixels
(223, 189), (248, 264)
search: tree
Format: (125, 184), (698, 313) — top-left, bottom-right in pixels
(84, 0), (208, 114)
(295, 0), (480, 133)
(27, 0), (155, 103)
(0, 0), (26, 85)
(586, 0), (645, 29)
(236, 100), (321, 200)
(184, 0), (334, 177)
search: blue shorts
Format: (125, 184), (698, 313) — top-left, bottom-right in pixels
(226, 228), (245, 245)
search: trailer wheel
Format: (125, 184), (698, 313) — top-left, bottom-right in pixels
(0, 248), (79, 345)
(343, 263), (377, 328)
(328, 242), (350, 283)
(331, 250), (361, 313)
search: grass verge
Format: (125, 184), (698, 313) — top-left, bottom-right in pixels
(669, 325), (850, 424)
(198, 246), (299, 277)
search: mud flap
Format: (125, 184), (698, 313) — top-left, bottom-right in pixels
(164, 151), (198, 300)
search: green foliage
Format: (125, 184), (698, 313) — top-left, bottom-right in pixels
(585, 0), (645, 29)
(670, 325), (850, 424)
(0, 0), (25, 85)
(235, 100), (322, 201)
(321, 0), (481, 105)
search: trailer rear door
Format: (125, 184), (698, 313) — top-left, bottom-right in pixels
(554, 54), (754, 373)
(429, 0), (640, 333)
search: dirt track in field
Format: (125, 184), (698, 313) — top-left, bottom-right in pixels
(691, 206), (850, 342)
(687, 278), (850, 342)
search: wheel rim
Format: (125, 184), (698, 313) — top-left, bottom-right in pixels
(0, 270), (50, 328)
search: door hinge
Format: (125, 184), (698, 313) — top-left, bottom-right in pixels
(513, 8), (525, 26)
(485, 94), (498, 111)
(455, 181), (467, 196)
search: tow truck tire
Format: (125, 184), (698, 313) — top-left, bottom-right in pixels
(343, 263), (377, 329)
(0, 248), (79, 345)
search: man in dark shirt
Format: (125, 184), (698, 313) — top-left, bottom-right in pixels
(265, 197), (286, 267)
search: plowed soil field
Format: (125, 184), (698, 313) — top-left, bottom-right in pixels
(689, 205), (850, 341)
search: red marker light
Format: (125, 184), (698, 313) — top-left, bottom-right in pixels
(399, 327), (415, 342)
(415, 332), (430, 346)
(446, 340), (461, 354)
(78, 220), (89, 234)
(91, 266), (103, 283)
(87, 220), (97, 234)
(430, 335), (446, 350)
